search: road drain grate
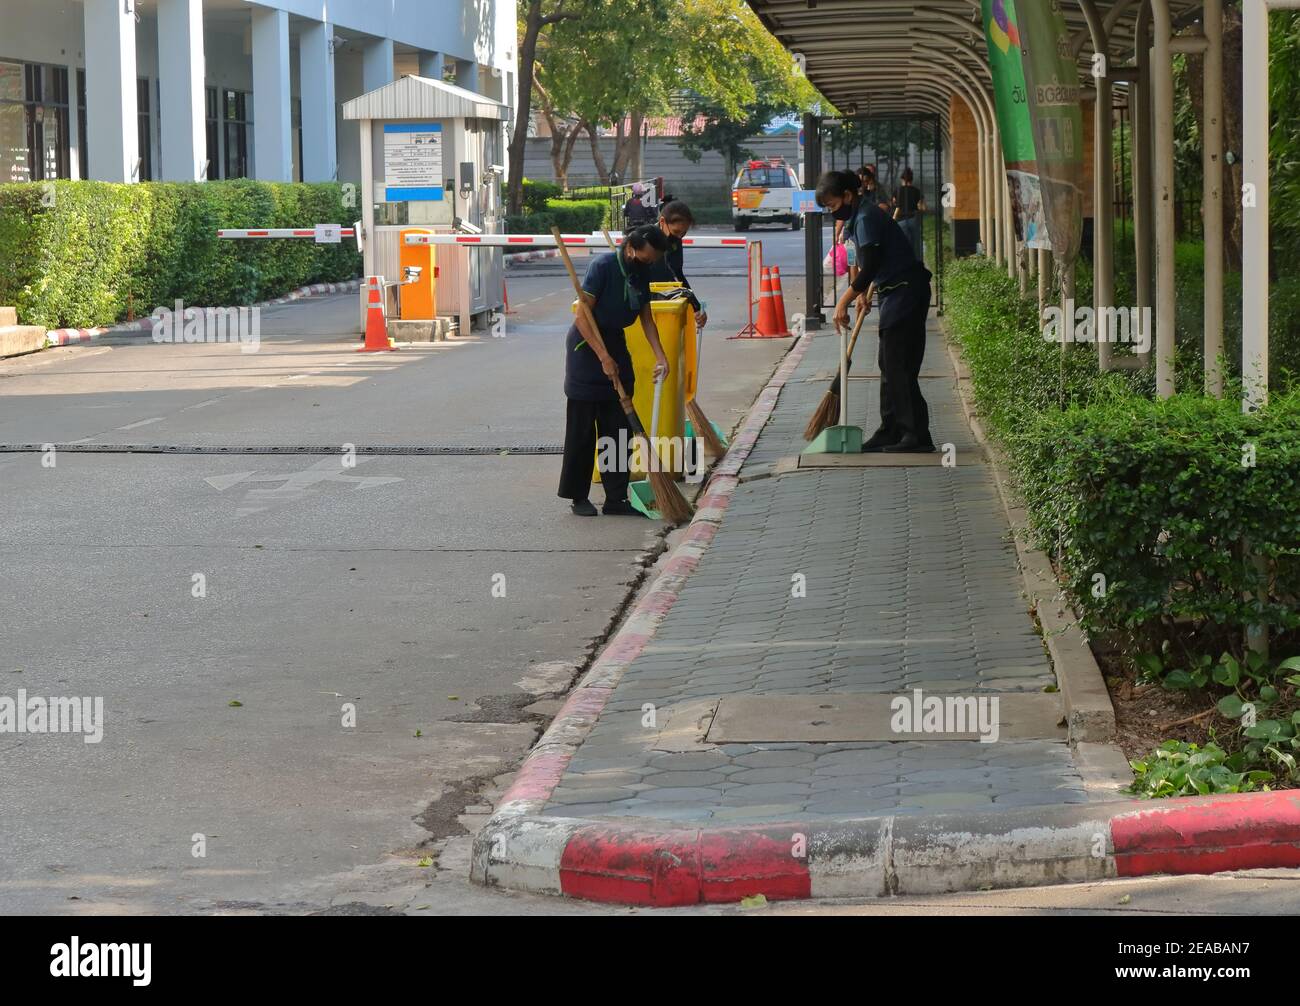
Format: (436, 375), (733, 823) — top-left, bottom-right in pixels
(0, 443), (565, 455)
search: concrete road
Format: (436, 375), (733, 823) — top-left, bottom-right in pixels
(0, 265), (789, 915)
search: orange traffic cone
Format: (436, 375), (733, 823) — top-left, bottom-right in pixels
(359, 275), (395, 352)
(756, 267), (780, 336)
(769, 266), (791, 336)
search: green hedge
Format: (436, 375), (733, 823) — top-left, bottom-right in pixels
(945, 255), (1300, 646)
(0, 180), (361, 328)
(504, 198), (611, 245)
(521, 178), (562, 214)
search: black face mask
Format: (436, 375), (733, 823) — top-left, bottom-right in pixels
(831, 202), (856, 221)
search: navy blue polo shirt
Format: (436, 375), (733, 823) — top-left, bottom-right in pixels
(564, 250), (651, 401)
(846, 201), (932, 328)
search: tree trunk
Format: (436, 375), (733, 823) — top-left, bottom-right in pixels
(611, 111), (644, 181)
(507, 2), (544, 215)
(587, 122), (611, 183)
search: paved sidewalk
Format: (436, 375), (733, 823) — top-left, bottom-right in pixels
(534, 317), (1096, 825)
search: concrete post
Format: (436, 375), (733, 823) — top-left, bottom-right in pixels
(1203, 0), (1225, 396)
(1079, 0), (1115, 371)
(419, 51), (445, 80)
(83, 0), (138, 182)
(363, 38), (395, 91)
(456, 59), (479, 94)
(1133, 3), (1155, 370)
(300, 21), (338, 183)
(157, 0), (206, 182)
(1151, 0), (1177, 398)
(251, 7), (293, 181)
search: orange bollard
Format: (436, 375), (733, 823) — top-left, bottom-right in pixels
(358, 275), (396, 352)
(769, 266), (791, 336)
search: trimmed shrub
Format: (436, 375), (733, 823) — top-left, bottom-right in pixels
(521, 178), (562, 214)
(0, 180), (361, 328)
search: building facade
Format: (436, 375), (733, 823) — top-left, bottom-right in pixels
(0, 0), (516, 186)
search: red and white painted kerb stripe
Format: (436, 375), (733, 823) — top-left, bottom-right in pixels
(475, 792), (1300, 907)
(471, 327), (1300, 906)
(44, 280), (361, 346)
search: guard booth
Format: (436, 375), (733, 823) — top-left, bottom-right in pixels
(342, 75), (508, 335)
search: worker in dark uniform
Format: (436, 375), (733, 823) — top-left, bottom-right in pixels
(816, 169), (934, 453)
(649, 200), (707, 327)
(559, 225), (672, 516)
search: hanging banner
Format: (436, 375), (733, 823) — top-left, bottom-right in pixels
(1016, 0), (1085, 267)
(982, 0), (1049, 249)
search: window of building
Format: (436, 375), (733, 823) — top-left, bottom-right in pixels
(223, 88), (252, 179)
(136, 78), (152, 181)
(205, 86), (219, 179)
(77, 69), (86, 179)
(0, 59), (70, 182)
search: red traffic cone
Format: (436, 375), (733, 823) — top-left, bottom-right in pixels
(359, 275), (396, 352)
(769, 266), (791, 336)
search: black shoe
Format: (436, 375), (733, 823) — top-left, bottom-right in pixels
(571, 499), (598, 516)
(882, 436), (936, 453)
(602, 499), (638, 516)
(861, 441), (898, 454)
(861, 428), (898, 452)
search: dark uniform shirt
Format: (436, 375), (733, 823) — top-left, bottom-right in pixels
(564, 250), (650, 401)
(846, 201), (932, 329)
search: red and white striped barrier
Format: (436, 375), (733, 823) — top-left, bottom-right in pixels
(402, 232), (750, 249)
(217, 227), (356, 240)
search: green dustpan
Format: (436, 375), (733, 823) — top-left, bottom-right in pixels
(685, 418), (729, 448)
(627, 375), (666, 519)
(628, 479), (659, 519)
(802, 424), (864, 455)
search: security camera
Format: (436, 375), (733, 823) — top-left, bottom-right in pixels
(486, 164), (505, 175)
(455, 218), (483, 235)
(403, 265), (422, 282)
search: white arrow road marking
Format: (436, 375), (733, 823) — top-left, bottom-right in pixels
(204, 457), (403, 514)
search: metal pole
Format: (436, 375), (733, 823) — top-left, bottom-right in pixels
(936, 115), (944, 313)
(803, 111), (824, 331)
(1203, 0), (1225, 396)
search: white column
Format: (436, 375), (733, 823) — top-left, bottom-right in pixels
(363, 37), (394, 91)
(300, 21), (337, 182)
(419, 51), (444, 80)
(83, 0), (138, 182)
(456, 60), (479, 93)
(157, 0), (205, 181)
(251, 6), (292, 181)
(66, 59), (81, 179)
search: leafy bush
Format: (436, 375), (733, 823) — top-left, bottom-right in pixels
(1013, 390), (1300, 640)
(0, 180), (361, 329)
(1127, 740), (1275, 798)
(520, 178), (562, 214)
(544, 198), (610, 233)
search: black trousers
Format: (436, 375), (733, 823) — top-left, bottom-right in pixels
(873, 304), (932, 446)
(558, 398), (631, 503)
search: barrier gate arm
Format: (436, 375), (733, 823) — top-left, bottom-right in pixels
(401, 232), (750, 249)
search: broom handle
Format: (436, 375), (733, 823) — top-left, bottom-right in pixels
(552, 228), (634, 407)
(844, 283), (874, 362)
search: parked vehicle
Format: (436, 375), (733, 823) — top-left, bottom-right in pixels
(731, 158), (801, 231)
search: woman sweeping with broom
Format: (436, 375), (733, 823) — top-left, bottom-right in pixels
(558, 225), (673, 517)
(815, 169), (935, 453)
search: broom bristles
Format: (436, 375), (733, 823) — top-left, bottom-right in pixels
(648, 467), (694, 523)
(687, 399), (726, 457)
(803, 390), (840, 440)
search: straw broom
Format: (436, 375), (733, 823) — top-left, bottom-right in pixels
(803, 285), (873, 441)
(553, 228), (693, 523)
(601, 229), (726, 459)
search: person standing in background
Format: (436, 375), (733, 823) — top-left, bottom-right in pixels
(893, 167), (926, 261)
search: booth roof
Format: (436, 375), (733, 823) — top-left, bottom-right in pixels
(342, 74), (509, 122)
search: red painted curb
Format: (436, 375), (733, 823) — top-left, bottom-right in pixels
(558, 824), (812, 906)
(1112, 790), (1300, 876)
